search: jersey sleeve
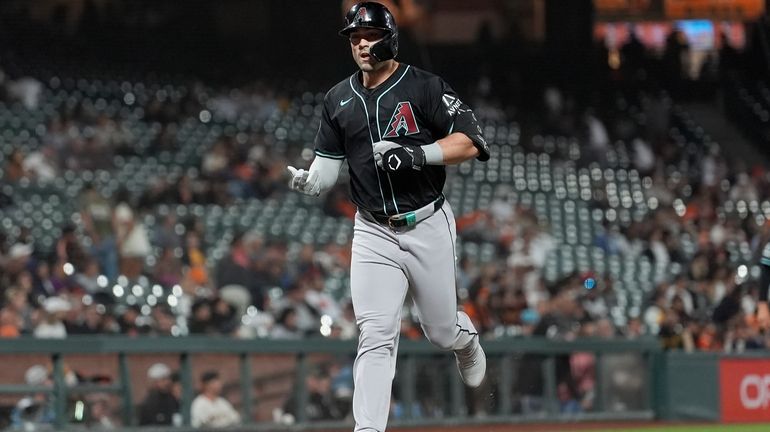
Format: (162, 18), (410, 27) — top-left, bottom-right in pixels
(425, 77), (490, 161)
(313, 94), (346, 160)
(760, 242), (770, 302)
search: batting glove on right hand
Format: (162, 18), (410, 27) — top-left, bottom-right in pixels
(287, 166), (320, 196)
(373, 140), (426, 173)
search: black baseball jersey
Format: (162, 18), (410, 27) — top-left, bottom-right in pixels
(314, 63), (489, 216)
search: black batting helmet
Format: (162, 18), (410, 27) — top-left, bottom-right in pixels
(339, 2), (398, 62)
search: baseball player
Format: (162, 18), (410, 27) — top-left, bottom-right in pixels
(287, 3), (490, 430)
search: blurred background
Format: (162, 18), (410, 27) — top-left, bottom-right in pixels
(0, 0), (768, 430)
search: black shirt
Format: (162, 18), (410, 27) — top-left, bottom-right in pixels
(314, 63), (489, 215)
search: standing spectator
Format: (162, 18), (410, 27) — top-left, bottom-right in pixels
(79, 182), (119, 280)
(55, 224), (90, 274)
(113, 189), (151, 280)
(190, 371), (241, 429)
(138, 363), (180, 426)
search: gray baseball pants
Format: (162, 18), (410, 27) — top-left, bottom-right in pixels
(350, 201), (478, 432)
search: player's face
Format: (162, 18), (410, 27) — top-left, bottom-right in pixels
(349, 28), (388, 72)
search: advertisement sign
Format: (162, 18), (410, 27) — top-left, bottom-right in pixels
(721, 359), (770, 422)
(665, 0), (765, 20)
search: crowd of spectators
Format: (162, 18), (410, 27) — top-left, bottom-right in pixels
(0, 28), (769, 350)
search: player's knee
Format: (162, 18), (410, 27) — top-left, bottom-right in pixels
(422, 324), (455, 351)
(358, 321), (399, 350)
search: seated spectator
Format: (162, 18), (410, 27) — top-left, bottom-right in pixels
(11, 365), (54, 429)
(188, 300), (216, 335)
(283, 366), (341, 422)
(73, 259), (102, 294)
(138, 363), (180, 426)
(0, 307), (21, 338)
(210, 297), (237, 334)
(34, 297), (70, 339)
(4, 286), (35, 335)
(154, 247), (183, 288)
(190, 371), (240, 428)
(270, 307), (303, 340)
(183, 231), (209, 287)
(4, 148), (26, 181)
(67, 303), (108, 335)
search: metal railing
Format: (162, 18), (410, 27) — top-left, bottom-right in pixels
(0, 336), (663, 430)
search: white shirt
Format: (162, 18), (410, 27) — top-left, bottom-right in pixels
(34, 321), (67, 339)
(190, 395), (240, 428)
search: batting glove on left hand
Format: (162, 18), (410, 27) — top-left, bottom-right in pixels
(373, 140), (426, 173)
(287, 166), (320, 196)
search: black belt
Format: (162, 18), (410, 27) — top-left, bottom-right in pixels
(364, 195), (445, 230)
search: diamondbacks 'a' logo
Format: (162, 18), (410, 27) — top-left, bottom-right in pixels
(357, 7), (367, 22)
(383, 102), (420, 138)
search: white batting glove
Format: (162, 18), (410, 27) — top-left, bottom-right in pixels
(287, 166), (320, 196)
(372, 140), (403, 170)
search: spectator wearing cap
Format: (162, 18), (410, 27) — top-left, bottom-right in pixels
(10, 365), (55, 429)
(5, 243), (33, 277)
(138, 363), (180, 426)
(190, 370), (240, 428)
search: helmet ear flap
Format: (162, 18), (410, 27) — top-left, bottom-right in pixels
(370, 30), (398, 62)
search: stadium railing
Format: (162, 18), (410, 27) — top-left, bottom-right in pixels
(0, 336), (662, 430)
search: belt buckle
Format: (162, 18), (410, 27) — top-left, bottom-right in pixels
(388, 212), (417, 231)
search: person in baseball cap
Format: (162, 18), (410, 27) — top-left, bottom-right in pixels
(138, 363), (179, 426)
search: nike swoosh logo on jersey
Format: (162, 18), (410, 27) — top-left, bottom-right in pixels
(340, 97), (354, 107)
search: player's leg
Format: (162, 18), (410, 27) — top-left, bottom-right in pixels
(351, 213), (409, 432)
(400, 202), (486, 386)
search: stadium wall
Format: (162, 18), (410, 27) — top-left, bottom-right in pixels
(2, 337), (770, 429)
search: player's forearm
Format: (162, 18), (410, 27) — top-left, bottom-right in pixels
(434, 133), (479, 165)
(309, 156), (343, 194)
